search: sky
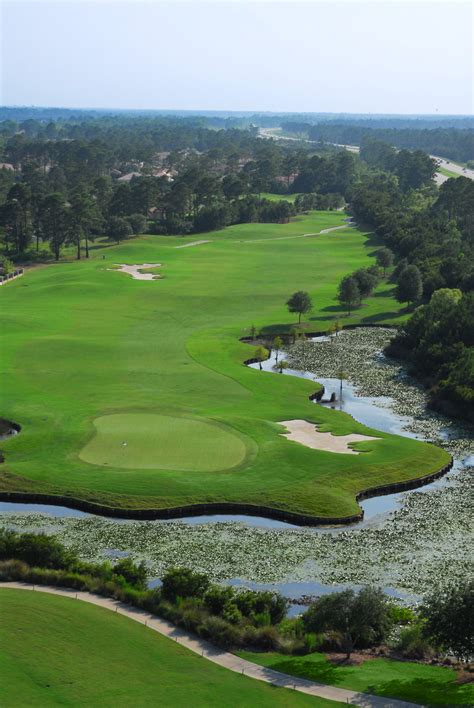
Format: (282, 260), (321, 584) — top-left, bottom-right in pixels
(1, 0), (472, 115)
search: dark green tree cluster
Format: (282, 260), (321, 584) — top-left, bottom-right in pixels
(386, 289), (474, 421)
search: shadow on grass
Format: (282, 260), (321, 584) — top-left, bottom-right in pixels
(361, 311), (404, 323)
(365, 677), (473, 705)
(261, 659), (472, 705)
(261, 658), (345, 685)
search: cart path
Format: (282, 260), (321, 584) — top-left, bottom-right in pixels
(1, 582), (420, 708)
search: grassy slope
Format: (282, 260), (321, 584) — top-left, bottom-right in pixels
(438, 167), (460, 179)
(238, 651), (474, 706)
(0, 589), (338, 707)
(0, 211), (450, 517)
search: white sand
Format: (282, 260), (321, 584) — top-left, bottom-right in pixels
(110, 264), (161, 280)
(175, 240), (211, 249)
(280, 419), (379, 454)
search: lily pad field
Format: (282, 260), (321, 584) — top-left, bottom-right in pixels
(0, 211), (451, 520)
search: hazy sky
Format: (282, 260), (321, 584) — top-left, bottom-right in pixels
(1, 0), (472, 114)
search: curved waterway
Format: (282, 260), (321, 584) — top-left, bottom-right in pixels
(1, 328), (472, 604)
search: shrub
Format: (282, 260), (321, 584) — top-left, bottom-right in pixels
(113, 557), (148, 590)
(0, 558), (30, 581)
(161, 567), (210, 602)
(198, 616), (243, 649)
(396, 623), (434, 660)
(0, 529), (77, 570)
(204, 585), (235, 615)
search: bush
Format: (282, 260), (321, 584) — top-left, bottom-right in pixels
(0, 558), (30, 581)
(113, 557), (148, 590)
(0, 529), (77, 570)
(396, 623), (434, 660)
(198, 616), (243, 649)
(161, 567), (210, 602)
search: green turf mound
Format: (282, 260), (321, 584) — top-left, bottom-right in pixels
(79, 413), (251, 472)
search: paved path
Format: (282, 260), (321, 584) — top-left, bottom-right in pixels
(1, 582), (419, 708)
(243, 221), (354, 243)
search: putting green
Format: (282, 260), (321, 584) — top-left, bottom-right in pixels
(79, 413), (251, 471)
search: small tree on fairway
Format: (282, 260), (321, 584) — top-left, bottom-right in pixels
(254, 345), (269, 370)
(338, 276), (361, 315)
(286, 291), (312, 324)
(396, 264), (423, 306)
(303, 588), (392, 660)
(107, 216), (133, 245)
(421, 582), (474, 661)
(273, 336), (283, 362)
(250, 324), (257, 340)
(376, 247), (394, 276)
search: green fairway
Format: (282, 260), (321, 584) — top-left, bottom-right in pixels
(0, 589), (338, 707)
(79, 413), (252, 471)
(238, 650), (474, 705)
(0, 211), (450, 518)
(260, 192), (300, 202)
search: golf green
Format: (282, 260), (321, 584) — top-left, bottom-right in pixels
(0, 589), (335, 707)
(79, 413), (252, 471)
(0, 211), (451, 519)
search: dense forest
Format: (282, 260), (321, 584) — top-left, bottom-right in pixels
(0, 114), (472, 421)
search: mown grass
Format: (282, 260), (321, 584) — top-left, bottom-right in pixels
(237, 650), (474, 705)
(0, 589), (338, 707)
(79, 412), (252, 471)
(0, 211), (450, 517)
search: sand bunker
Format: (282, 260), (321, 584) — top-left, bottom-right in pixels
(175, 240), (211, 249)
(110, 264), (161, 280)
(280, 419), (379, 454)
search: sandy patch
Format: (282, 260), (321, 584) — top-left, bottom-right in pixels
(175, 240), (211, 249)
(110, 264), (161, 281)
(280, 419), (379, 454)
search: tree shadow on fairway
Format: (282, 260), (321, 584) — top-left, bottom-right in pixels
(365, 677), (472, 705)
(260, 323), (295, 335)
(259, 658), (344, 685)
(361, 311), (403, 323)
(373, 287), (396, 298)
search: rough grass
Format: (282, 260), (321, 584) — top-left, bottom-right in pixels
(0, 211), (450, 518)
(79, 413), (251, 471)
(0, 589), (336, 707)
(238, 651), (474, 706)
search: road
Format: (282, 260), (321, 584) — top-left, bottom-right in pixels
(259, 129), (474, 186)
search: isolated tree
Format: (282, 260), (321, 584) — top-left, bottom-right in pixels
(39, 193), (68, 260)
(126, 213), (148, 235)
(303, 588), (392, 660)
(286, 290), (312, 324)
(396, 265), (423, 306)
(421, 582), (474, 661)
(376, 247), (394, 276)
(273, 336), (283, 363)
(277, 359), (288, 374)
(338, 276), (361, 315)
(353, 268), (378, 298)
(254, 345), (269, 370)
(107, 216), (132, 245)
(69, 188), (100, 259)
